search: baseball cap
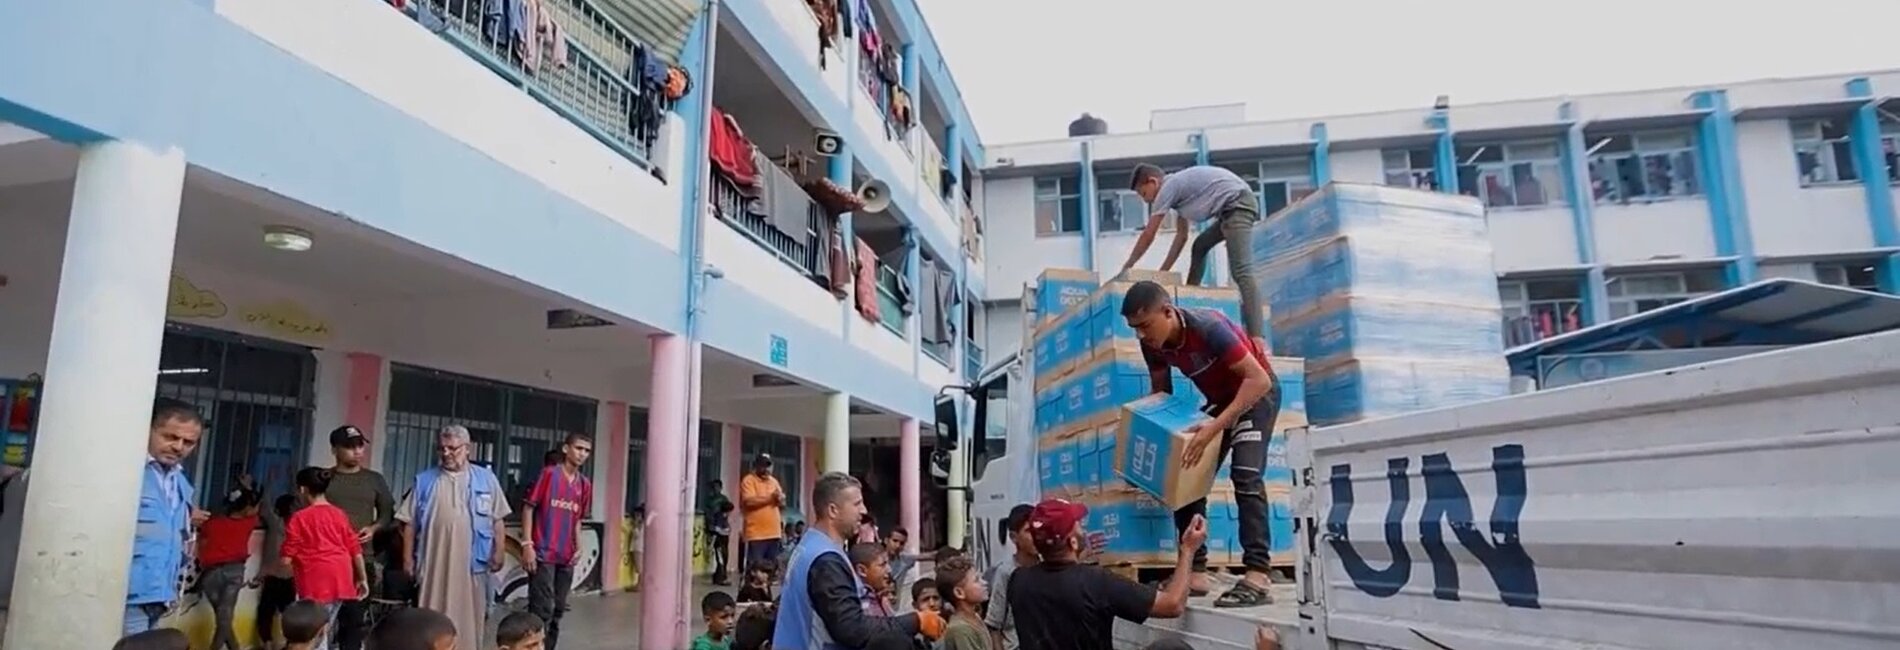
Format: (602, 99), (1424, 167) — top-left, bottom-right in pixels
(1027, 498), (1089, 553)
(329, 425), (369, 448)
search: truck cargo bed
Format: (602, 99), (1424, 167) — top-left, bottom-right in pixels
(1114, 584), (1299, 650)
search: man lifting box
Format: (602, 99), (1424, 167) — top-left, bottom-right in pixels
(1120, 280), (1278, 608)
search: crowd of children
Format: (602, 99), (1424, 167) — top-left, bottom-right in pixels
(111, 600), (555, 650)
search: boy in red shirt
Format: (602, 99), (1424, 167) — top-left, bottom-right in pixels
(198, 479), (261, 650)
(284, 466), (370, 649)
(522, 433), (594, 650)
(1121, 280), (1280, 608)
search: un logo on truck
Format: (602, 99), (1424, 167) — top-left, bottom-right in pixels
(1324, 444), (1541, 609)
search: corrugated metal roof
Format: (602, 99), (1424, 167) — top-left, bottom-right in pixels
(600, 0), (699, 65)
(1506, 279), (1900, 374)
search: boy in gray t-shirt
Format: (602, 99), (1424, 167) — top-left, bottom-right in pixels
(1119, 163), (1266, 349)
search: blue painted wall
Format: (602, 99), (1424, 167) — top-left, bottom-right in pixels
(1557, 102), (1610, 325)
(1310, 122), (1332, 186)
(0, 0), (936, 419)
(1428, 109), (1456, 193)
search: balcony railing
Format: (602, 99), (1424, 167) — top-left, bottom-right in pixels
(710, 165), (830, 287)
(964, 339), (983, 379)
(407, 0), (658, 167)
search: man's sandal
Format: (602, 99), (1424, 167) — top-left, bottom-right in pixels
(1214, 580), (1273, 608)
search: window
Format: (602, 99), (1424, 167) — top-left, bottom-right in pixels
(1033, 176), (1083, 236)
(1498, 278), (1583, 346)
(1792, 119), (1900, 185)
(1093, 167), (1180, 234)
(1220, 158), (1315, 217)
(1792, 119), (1860, 185)
(1586, 131), (1701, 203)
(1815, 262), (1880, 291)
(1382, 148), (1438, 190)
(1456, 141), (1567, 208)
(1605, 270), (1724, 319)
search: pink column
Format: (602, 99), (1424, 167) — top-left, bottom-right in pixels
(722, 423), (742, 563)
(802, 437), (820, 517)
(900, 417), (921, 554)
(344, 353), (384, 463)
(602, 401), (629, 591)
(640, 335), (691, 650)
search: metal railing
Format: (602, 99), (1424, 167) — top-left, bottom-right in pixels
(408, 0), (655, 167)
(709, 166), (829, 286)
(922, 340), (950, 366)
(964, 339), (983, 379)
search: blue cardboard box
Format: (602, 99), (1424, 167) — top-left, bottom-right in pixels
(1115, 393), (1223, 510)
(1037, 268), (1100, 323)
(1255, 235), (1500, 321)
(1251, 182), (1488, 257)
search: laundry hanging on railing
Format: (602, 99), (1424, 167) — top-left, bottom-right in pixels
(709, 108), (761, 189)
(854, 238), (882, 322)
(750, 151), (815, 248)
(630, 44), (690, 153)
(878, 248), (915, 315)
(923, 264), (960, 345)
(806, 0), (842, 68)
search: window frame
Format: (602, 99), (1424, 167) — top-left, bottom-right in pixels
(1455, 141), (1568, 209)
(1604, 269), (1724, 319)
(1381, 148), (1438, 190)
(1498, 278), (1585, 345)
(1217, 157), (1315, 217)
(1585, 130), (1703, 205)
(1814, 261), (1880, 292)
(1033, 175), (1083, 237)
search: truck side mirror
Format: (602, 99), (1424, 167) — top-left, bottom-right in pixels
(933, 395), (959, 452)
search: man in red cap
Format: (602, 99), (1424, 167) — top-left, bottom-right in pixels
(1003, 499), (1205, 650)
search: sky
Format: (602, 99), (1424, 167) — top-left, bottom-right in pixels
(917, 0), (1900, 145)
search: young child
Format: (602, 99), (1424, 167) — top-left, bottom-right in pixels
(282, 467), (369, 650)
(496, 610), (547, 650)
(933, 557), (989, 650)
(255, 493), (301, 650)
(281, 600), (332, 650)
(368, 606), (458, 650)
(732, 601), (777, 650)
(692, 590), (738, 650)
(909, 578), (943, 650)
(736, 559), (775, 604)
(111, 629), (189, 650)
(848, 542), (895, 616)
(627, 503), (646, 592)
(198, 482), (261, 650)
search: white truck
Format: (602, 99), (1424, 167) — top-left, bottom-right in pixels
(941, 289), (1900, 650)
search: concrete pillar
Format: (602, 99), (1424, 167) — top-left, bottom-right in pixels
(823, 391), (850, 474)
(899, 418), (921, 554)
(601, 401), (629, 590)
(4, 140), (186, 650)
(640, 334), (694, 650)
(721, 423), (742, 567)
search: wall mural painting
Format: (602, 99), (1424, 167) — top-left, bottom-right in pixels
(155, 523), (603, 649)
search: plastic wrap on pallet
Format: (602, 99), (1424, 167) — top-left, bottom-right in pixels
(1305, 357), (1512, 425)
(1274, 295), (1506, 368)
(1255, 234), (1500, 321)
(1252, 182), (1489, 256)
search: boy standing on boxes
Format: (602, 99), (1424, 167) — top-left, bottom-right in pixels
(1120, 280), (1280, 608)
(1118, 164), (1269, 352)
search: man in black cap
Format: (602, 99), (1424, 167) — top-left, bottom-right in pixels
(326, 425), (397, 650)
(738, 452), (787, 579)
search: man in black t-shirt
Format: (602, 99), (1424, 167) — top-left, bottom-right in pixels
(1007, 499), (1206, 650)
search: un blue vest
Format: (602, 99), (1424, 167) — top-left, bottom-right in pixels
(773, 531), (865, 650)
(412, 464), (500, 573)
(126, 463), (194, 605)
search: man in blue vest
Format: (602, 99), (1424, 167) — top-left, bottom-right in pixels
(397, 425), (511, 650)
(123, 398), (209, 635)
(775, 471), (945, 650)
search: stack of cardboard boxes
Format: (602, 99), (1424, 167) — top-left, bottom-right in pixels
(1029, 268), (1307, 569)
(1250, 183), (1511, 426)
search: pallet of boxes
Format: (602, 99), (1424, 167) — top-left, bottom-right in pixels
(1029, 268), (1307, 573)
(1249, 183), (1511, 427)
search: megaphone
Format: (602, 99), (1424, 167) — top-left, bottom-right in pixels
(856, 180), (891, 213)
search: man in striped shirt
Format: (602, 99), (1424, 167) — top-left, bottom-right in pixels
(522, 433), (595, 650)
